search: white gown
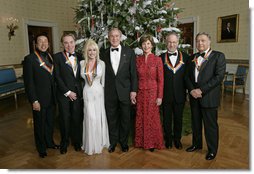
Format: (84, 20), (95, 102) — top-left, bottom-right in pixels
(80, 60), (110, 155)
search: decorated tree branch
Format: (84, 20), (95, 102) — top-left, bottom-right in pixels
(74, 0), (189, 54)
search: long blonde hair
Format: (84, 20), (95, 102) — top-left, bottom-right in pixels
(83, 39), (100, 64)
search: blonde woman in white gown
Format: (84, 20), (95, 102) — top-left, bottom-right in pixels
(80, 39), (109, 155)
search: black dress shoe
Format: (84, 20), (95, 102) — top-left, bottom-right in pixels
(186, 145), (202, 152)
(206, 152), (216, 160)
(121, 145), (129, 152)
(39, 153), (45, 158)
(74, 146), (81, 151)
(165, 142), (172, 149)
(108, 145), (116, 153)
(39, 152), (47, 158)
(73, 143), (81, 151)
(48, 144), (60, 149)
(149, 148), (155, 152)
(174, 140), (183, 150)
(60, 148), (67, 154)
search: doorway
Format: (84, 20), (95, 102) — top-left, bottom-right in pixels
(24, 19), (59, 56)
(178, 22), (194, 55)
(28, 26), (53, 55)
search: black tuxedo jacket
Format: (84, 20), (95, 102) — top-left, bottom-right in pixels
(101, 45), (138, 102)
(53, 52), (83, 99)
(160, 51), (189, 104)
(23, 52), (56, 107)
(185, 50), (226, 108)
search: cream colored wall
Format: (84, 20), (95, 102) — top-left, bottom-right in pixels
(0, 0), (78, 65)
(176, 0), (249, 60)
(176, 0), (250, 94)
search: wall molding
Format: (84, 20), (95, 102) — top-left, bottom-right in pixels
(0, 64), (22, 68)
(226, 59), (249, 64)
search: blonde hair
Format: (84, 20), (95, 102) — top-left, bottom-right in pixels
(83, 39), (100, 63)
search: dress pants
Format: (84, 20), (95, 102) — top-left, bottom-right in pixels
(163, 101), (184, 144)
(33, 105), (55, 154)
(58, 96), (82, 149)
(190, 98), (219, 154)
(105, 90), (131, 147)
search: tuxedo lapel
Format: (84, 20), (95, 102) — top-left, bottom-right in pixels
(191, 56), (196, 79)
(198, 51), (214, 74)
(163, 53), (173, 72)
(105, 49), (115, 75)
(174, 53), (180, 68)
(61, 54), (75, 76)
(162, 53), (166, 64)
(76, 59), (81, 79)
(33, 52), (54, 75)
(197, 51), (215, 82)
(117, 47), (127, 75)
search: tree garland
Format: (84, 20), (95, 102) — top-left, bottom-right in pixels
(74, 0), (187, 54)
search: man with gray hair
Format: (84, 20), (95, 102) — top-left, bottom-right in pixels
(185, 32), (226, 160)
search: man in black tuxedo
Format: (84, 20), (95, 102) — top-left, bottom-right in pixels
(185, 32), (226, 160)
(101, 28), (138, 153)
(160, 32), (189, 150)
(23, 34), (59, 158)
(54, 33), (83, 154)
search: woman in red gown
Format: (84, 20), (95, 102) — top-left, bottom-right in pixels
(134, 35), (165, 152)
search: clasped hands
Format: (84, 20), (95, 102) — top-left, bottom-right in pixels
(190, 88), (202, 99)
(68, 91), (77, 101)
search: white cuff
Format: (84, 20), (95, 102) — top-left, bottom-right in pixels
(64, 91), (71, 97)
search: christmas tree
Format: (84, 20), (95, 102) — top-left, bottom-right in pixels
(74, 0), (185, 54)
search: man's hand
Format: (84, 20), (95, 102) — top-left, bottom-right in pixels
(190, 89), (202, 99)
(68, 91), (77, 101)
(130, 92), (137, 105)
(32, 101), (41, 111)
(195, 88), (202, 96)
(156, 98), (162, 106)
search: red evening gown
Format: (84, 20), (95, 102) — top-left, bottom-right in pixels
(135, 53), (165, 149)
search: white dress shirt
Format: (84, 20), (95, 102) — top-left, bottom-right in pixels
(68, 53), (77, 77)
(110, 45), (121, 75)
(168, 51), (178, 67)
(195, 48), (210, 82)
(64, 52), (77, 97)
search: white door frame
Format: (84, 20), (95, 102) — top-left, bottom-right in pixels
(23, 19), (59, 55)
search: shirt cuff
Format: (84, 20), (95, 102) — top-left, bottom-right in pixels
(64, 91), (71, 97)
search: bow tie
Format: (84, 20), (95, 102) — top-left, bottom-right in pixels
(111, 48), (119, 52)
(196, 52), (205, 58)
(168, 52), (177, 56)
(68, 53), (76, 57)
